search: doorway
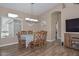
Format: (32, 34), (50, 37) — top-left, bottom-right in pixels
(51, 12), (61, 41)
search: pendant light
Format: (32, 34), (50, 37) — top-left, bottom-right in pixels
(25, 3), (38, 22)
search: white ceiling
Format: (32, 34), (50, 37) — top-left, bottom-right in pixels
(0, 3), (59, 16)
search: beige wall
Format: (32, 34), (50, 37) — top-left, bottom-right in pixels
(61, 4), (79, 42)
(38, 4), (62, 42)
(0, 7), (40, 31)
(39, 3), (79, 42)
(1, 3), (79, 46)
(0, 4), (63, 46)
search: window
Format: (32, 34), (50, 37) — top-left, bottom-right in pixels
(1, 17), (9, 39)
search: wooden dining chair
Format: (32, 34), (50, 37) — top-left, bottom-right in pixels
(17, 31), (27, 48)
(29, 31), (47, 48)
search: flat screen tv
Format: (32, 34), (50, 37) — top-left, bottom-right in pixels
(66, 18), (79, 32)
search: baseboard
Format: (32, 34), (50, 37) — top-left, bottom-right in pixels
(0, 42), (18, 47)
(46, 39), (55, 42)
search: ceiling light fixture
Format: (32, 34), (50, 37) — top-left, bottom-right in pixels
(25, 3), (38, 22)
(8, 13), (18, 18)
(25, 18), (38, 22)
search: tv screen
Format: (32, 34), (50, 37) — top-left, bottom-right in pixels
(66, 18), (79, 32)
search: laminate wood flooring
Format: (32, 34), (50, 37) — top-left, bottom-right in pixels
(0, 40), (79, 56)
